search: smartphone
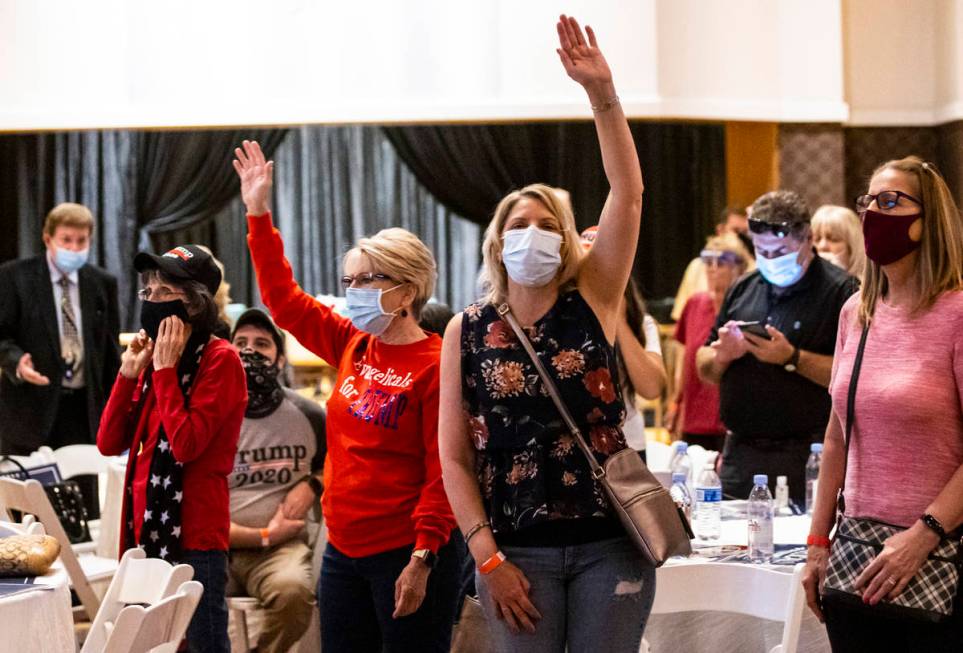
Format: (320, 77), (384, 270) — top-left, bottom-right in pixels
(732, 320), (772, 340)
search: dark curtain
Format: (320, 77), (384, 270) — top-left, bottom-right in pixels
(0, 129), (287, 327)
(383, 122), (727, 300)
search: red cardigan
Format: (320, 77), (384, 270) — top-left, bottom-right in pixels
(247, 212), (455, 557)
(97, 338), (246, 552)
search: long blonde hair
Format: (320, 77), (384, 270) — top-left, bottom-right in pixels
(812, 205), (866, 278)
(481, 183), (583, 306)
(859, 156), (963, 325)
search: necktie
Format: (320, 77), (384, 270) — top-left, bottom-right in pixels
(58, 276), (82, 381)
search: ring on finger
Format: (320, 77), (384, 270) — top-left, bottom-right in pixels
(886, 576), (898, 585)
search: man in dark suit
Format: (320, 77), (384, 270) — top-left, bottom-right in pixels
(0, 203), (121, 455)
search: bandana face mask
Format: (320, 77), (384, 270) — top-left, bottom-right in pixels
(240, 350), (284, 418)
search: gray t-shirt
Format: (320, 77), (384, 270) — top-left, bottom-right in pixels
(229, 388), (326, 528)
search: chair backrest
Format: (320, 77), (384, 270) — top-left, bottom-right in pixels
(102, 580), (204, 653)
(82, 548), (195, 653)
(652, 562), (806, 653)
(0, 477), (101, 618)
(0, 446), (56, 473)
(52, 444), (110, 479)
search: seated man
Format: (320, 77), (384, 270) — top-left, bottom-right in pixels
(228, 308), (326, 653)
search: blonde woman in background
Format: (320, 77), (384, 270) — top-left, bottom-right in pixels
(196, 245), (233, 338)
(812, 205), (866, 279)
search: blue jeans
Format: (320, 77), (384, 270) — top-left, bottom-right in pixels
(318, 537), (463, 652)
(476, 536), (655, 653)
(181, 549), (229, 653)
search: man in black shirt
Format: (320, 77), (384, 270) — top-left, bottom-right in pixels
(697, 191), (857, 503)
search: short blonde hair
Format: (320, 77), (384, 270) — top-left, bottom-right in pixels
(812, 205), (866, 278)
(859, 156), (963, 325)
(481, 183), (582, 306)
(346, 228), (437, 318)
(43, 203), (94, 237)
(704, 232), (754, 274)
(196, 245), (232, 325)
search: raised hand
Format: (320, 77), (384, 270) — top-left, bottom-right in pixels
(555, 14), (613, 92)
(153, 317), (191, 371)
(233, 140), (274, 216)
(120, 330), (154, 380)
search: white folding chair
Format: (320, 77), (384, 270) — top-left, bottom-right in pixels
(0, 446), (56, 472)
(642, 562), (806, 653)
(52, 444), (112, 554)
(0, 477), (118, 619)
(98, 580), (203, 653)
(82, 547), (195, 653)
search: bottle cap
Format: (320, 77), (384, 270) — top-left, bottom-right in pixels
(753, 474), (768, 486)
(776, 475), (788, 486)
(811, 443), (823, 453)
(671, 472), (687, 484)
(675, 441), (688, 453)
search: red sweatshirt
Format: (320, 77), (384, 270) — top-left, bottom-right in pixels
(97, 338), (246, 552)
(247, 213), (455, 558)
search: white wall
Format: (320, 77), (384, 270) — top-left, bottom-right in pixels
(844, 0), (963, 125)
(0, 0), (849, 130)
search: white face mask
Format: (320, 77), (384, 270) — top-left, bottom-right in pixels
(501, 226), (563, 287)
(756, 250), (805, 287)
(345, 286), (401, 336)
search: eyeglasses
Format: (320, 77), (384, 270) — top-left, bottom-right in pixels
(854, 190), (922, 213)
(340, 273), (395, 290)
(700, 250), (742, 266)
(137, 287), (185, 301)
(748, 218), (803, 239)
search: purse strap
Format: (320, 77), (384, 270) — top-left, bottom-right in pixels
(838, 323), (870, 513)
(496, 304), (607, 481)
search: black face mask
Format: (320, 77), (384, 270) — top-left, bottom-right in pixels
(140, 298), (190, 341)
(240, 350), (285, 418)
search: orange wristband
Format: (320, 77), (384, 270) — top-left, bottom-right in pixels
(260, 528), (270, 548)
(807, 534), (831, 548)
(478, 550), (506, 575)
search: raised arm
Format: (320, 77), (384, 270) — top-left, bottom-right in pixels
(556, 16), (644, 323)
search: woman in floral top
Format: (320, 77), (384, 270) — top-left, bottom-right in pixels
(439, 15), (653, 653)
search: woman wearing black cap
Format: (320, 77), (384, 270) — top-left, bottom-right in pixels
(97, 244), (247, 653)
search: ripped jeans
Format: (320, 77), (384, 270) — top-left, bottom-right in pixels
(476, 536), (655, 653)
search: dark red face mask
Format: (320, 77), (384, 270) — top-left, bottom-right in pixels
(861, 209), (923, 266)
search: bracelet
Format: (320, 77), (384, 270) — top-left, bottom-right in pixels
(591, 94), (620, 113)
(464, 521), (491, 546)
(807, 534), (831, 549)
(260, 528), (270, 548)
(920, 513), (947, 540)
(478, 550), (506, 575)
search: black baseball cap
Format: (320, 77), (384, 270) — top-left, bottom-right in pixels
(231, 308), (285, 357)
(134, 245), (222, 295)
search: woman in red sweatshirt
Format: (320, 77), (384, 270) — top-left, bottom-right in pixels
(97, 244), (246, 653)
(233, 140), (460, 653)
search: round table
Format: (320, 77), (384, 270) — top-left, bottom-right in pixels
(0, 563), (75, 652)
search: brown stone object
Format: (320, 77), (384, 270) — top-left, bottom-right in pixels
(0, 535), (61, 577)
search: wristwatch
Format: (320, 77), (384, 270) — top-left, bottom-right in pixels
(783, 346), (800, 373)
(411, 548), (438, 569)
(305, 475), (324, 497)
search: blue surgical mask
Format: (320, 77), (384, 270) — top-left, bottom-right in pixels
(502, 226), (563, 287)
(53, 247), (89, 274)
(756, 250), (804, 287)
(345, 286), (401, 336)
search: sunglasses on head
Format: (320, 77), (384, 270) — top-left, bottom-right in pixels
(700, 249), (742, 266)
(854, 190), (923, 213)
(748, 218), (803, 239)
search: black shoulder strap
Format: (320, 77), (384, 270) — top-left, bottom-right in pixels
(838, 324), (870, 512)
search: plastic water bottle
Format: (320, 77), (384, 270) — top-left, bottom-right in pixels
(805, 443), (823, 514)
(748, 474), (774, 563)
(694, 461), (722, 540)
(669, 472), (692, 521)
(775, 475), (791, 516)
(669, 441), (692, 484)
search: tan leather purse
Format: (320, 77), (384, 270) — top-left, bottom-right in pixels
(498, 304), (692, 566)
(0, 534), (61, 577)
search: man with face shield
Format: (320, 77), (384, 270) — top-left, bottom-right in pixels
(696, 191), (858, 504)
(226, 308), (326, 653)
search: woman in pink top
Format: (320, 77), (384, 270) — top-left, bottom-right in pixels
(803, 156), (963, 650)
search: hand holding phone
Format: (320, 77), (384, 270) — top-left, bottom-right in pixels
(733, 320), (772, 340)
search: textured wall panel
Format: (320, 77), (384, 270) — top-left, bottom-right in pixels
(778, 124), (846, 212)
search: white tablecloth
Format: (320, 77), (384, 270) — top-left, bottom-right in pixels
(97, 457), (127, 560)
(0, 564), (75, 653)
(643, 511), (831, 653)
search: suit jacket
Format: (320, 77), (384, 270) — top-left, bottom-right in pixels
(0, 254), (121, 454)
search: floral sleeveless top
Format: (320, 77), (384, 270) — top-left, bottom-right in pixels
(461, 290), (628, 536)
